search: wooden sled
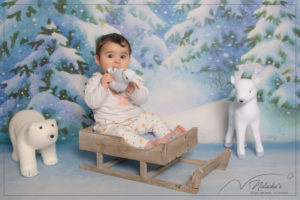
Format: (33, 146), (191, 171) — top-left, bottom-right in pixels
(79, 126), (231, 194)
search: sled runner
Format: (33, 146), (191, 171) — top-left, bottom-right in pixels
(79, 126), (231, 194)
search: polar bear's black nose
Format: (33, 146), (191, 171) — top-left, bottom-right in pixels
(50, 135), (55, 139)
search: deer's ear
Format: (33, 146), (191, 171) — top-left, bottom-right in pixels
(230, 76), (236, 85)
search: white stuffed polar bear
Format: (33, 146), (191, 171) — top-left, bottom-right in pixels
(9, 109), (59, 177)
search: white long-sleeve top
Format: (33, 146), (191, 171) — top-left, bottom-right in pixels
(84, 72), (149, 124)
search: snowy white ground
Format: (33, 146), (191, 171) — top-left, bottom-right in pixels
(0, 142), (299, 200)
(1, 99), (299, 200)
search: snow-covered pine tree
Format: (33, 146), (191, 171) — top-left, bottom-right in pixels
(1, 0), (46, 137)
(163, 0), (256, 89)
(51, 0), (117, 76)
(1, 19), (92, 143)
(241, 0), (300, 109)
(105, 0), (169, 71)
(0, 0), (122, 143)
(0, 0), (44, 72)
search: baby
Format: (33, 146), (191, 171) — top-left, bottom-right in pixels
(84, 33), (185, 148)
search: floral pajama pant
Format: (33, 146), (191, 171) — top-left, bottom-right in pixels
(94, 111), (171, 148)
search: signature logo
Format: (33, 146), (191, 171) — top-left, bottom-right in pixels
(219, 172), (294, 195)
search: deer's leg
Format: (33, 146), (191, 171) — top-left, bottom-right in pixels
(225, 108), (234, 147)
(235, 121), (247, 159)
(250, 119), (264, 157)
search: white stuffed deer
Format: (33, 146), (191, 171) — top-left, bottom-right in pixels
(224, 66), (264, 159)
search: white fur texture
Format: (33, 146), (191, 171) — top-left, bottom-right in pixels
(9, 110), (58, 177)
(108, 68), (144, 92)
(225, 68), (264, 159)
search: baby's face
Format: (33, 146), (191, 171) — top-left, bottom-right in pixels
(96, 41), (130, 73)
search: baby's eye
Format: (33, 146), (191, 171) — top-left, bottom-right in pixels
(120, 55), (126, 59)
(108, 54), (113, 58)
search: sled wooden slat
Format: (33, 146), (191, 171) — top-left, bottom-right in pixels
(79, 126), (231, 194)
(103, 157), (126, 169)
(148, 157), (180, 178)
(179, 157), (207, 166)
(140, 161), (147, 178)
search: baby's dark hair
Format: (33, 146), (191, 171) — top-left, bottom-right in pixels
(95, 33), (132, 56)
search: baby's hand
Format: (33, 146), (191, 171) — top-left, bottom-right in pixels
(101, 73), (114, 91)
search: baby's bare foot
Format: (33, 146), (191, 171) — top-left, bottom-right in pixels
(174, 125), (186, 134)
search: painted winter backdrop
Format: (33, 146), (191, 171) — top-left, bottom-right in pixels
(0, 0), (299, 144)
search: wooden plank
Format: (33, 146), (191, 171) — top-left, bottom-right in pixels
(148, 158), (180, 178)
(96, 153), (103, 168)
(217, 148), (232, 170)
(140, 161), (147, 178)
(187, 149), (231, 190)
(188, 168), (203, 189)
(180, 149), (231, 170)
(80, 163), (197, 194)
(196, 150), (226, 178)
(103, 157), (126, 168)
(179, 157), (207, 166)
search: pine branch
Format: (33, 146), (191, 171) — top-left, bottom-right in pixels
(8, 83), (30, 99)
(53, 0), (67, 14)
(28, 39), (45, 50)
(7, 10), (21, 21)
(46, 39), (57, 56)
(293, 28), (300, 38)
(0, 41), (10, 60)
(77, 60), (88, 74)
(40, 70), (53, 92)
(10, 31), (19, 49)
(246, 35), (262, 48)
(59, 127), (68, 135)
(56, 62), (75, 74)
(26, 6), (37, 17)
(40, 56), (49, 66)
(32, 60), (38, 70)
(254, 10), (266, 19)
(39, 26), (61, 36)
(56, 89), (78, 102)
(20, 37), (29, 45)
(0, 112), (13, 133)
(10, 64), (34, 77)
(61, 30), (75, 48)
(204, 17), (216, 25)
(180, 29), (193, 46)
(1, 0), (17, 8)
